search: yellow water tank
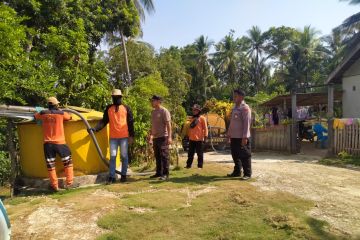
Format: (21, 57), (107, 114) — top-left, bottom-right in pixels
(181, 113), (226, 137)
(17, 107), (120, 178)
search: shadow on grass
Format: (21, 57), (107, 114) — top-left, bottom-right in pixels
(151, 174), (251, 185)
(306, 217), (345, 240)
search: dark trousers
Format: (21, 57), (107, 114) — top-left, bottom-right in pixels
(230, 138), (252, 177)
(153, 137), (170, 176)
(186, 140), (204, 168)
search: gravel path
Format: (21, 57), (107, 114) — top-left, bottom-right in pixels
(203, 151), (360, 236)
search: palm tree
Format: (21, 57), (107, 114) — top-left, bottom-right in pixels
(120, 0), (155, 86)
(213, 31), (240, 88)
(285, 26), (324, 90)
(194, 35), (214, 101)
(335, 0), (360, 35)
(323, 29), (346, 71)
(244, 26), (268, 92)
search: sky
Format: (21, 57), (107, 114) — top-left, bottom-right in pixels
(140, 0), (360, 50)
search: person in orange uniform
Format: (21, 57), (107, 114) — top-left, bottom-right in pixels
(34, 97), (74, 191)
(185, 104), (208, 169)
(90, 89), (134, 184)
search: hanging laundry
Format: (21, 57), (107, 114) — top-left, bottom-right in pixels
(346, 118), (354, 126)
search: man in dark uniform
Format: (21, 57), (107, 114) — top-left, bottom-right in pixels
(227, 89), (252, 180)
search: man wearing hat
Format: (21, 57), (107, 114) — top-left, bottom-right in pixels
(90, 89), (134, 184)
(34, 97), (74, 191)
(227, 89), (252, 180)
(185, 104), (208, 169)
(148, 95), (172, 181)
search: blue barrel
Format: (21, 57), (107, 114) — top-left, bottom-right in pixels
(0, 199), (11, 240)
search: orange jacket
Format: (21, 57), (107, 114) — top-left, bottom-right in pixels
(96, 105), (134, 139)
(34, 110), (72, 144)
(188, 116), (208, 141)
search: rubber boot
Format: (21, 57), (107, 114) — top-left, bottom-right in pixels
(48, 168), (59, 191)
(64, 165), (74, 186)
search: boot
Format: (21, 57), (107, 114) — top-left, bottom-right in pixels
(64, 165), (74, 186)
(120, 175), (127, 183)
(48, 168), (59, 191)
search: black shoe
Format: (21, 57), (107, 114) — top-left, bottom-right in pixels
(184, 166), (191, 169)
(198, 166), (203, 169)
(159, 175), (169, 181)
(240, 176), (251, 181)
(106, 177), (116, 185)
(227, 172), (241, 177)
(120, 175), (127, 183)
(150, 174), (161, 179)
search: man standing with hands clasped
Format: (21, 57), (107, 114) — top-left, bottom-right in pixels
(185, 104), (208, 169)
(148, 95), (172, 181)
(227, 89), (252, 180)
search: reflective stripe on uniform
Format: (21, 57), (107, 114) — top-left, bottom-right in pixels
(61, 156), (71, 161)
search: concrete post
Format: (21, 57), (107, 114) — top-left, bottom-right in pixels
(291, 90), (298, 154)
(327, 84), (335, 156)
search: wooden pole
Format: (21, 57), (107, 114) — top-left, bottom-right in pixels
(291, 89), (298, 153)
(327, 84), (335, 156)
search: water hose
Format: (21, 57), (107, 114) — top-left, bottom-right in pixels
(0, 105), (123, 175)
(61, 108), (123, 175)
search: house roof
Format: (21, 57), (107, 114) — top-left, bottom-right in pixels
(326, 34), (360, 84)
(260, 91), (343, 108)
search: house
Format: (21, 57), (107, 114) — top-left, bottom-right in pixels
(326, 38), (360, 118)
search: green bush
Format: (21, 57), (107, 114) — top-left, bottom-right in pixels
(0, 151), (11, 186)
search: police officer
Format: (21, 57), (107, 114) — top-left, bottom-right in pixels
(227, 89), (252, 180)
(148, 95), (172, 181)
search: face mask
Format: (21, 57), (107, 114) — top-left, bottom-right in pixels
(112, 96), (122, 106)
(48, 104), (57, 110)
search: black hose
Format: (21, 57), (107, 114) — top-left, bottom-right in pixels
(62, 108), (123, 175)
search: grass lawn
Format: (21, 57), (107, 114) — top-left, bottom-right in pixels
(95, 164), (343, 240)
(3, 162), (347, 240)
(319, 157), (360, 168)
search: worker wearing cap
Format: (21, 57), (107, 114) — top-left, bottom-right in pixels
(148, 95), (172, 181)
(90, 89), (134, 184)
(227, 89), (252, 180)
(34, 97), (74, 191)
(185, 104), (208, 169)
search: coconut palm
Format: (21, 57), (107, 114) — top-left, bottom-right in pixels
(322, 29), (346, 71)
(244, 26), (269, 92)
(194, 35), (214, 100)
(285, 26), (325, 90)
(120, 0), (155, 86)
(213, 31), (240, 88)
(335, 0), (360, 35)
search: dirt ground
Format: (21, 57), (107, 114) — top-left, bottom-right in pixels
(6, 151), (360, 239)
(205, 151), (360, 236)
